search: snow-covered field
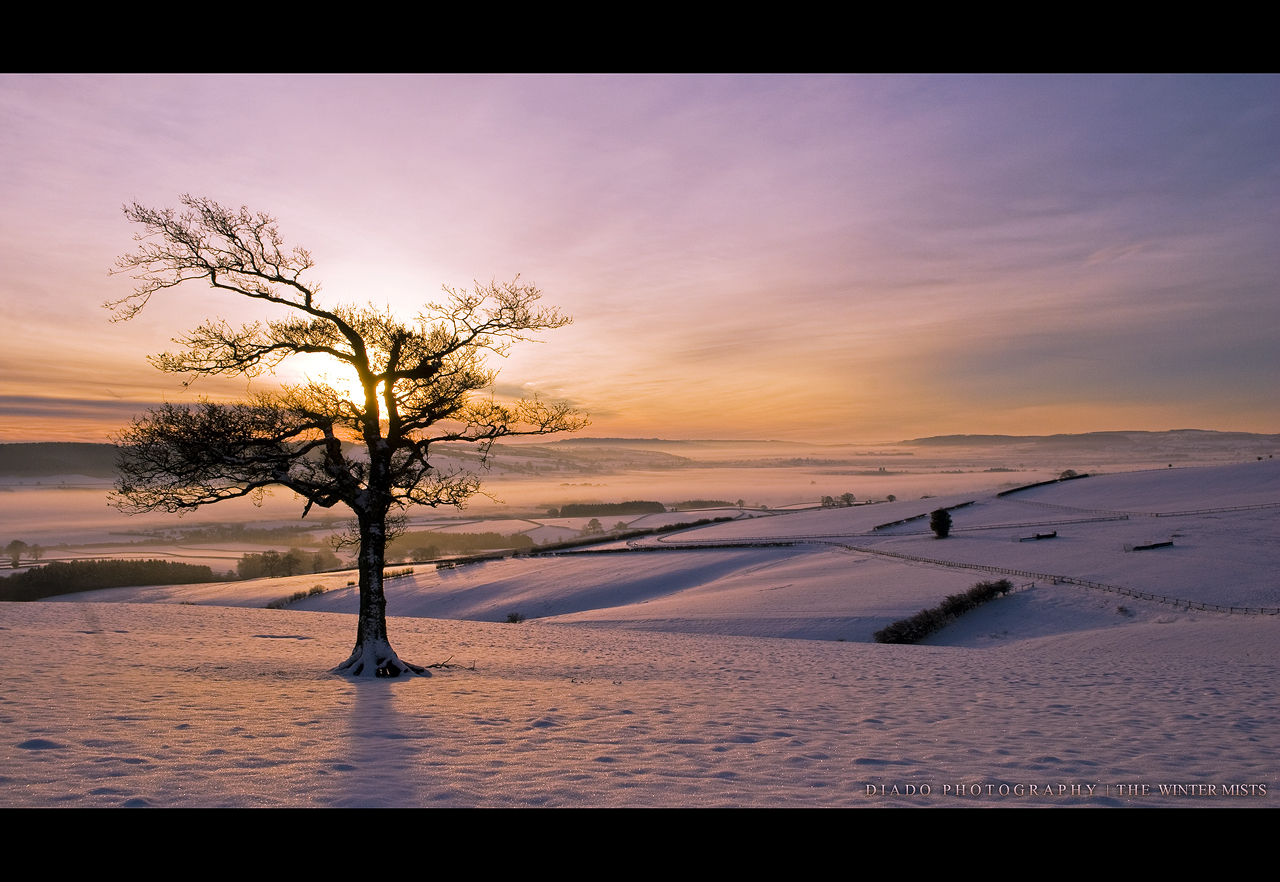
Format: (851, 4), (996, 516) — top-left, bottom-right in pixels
(4, 461), (1278, 806)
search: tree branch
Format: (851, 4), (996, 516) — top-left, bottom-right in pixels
(111, 399), (354, 514)
(109, 197), (587, 520)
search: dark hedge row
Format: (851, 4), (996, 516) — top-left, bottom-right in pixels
(558, 501), (666, 517)
(527, 517), (735, 554)
(387, 530), (534, 561)
(237, 548), (343, 579)
(996, 472), (1090, 497)
(873, 579), (1013, 644)
(671, 499), (734, 510)
(0, 558), (218, 602)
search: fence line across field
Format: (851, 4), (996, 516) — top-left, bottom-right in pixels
(632, 533), (1280, 617)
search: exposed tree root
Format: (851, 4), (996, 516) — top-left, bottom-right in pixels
(333, 640), (430, 678)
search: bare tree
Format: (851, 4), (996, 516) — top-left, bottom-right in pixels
(5, 540), (28, 569)
(109, 196), (588, 677)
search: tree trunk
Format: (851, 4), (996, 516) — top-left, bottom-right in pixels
(332, 507), (426, 678)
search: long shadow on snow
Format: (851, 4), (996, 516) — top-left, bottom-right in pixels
(386, 548), (809, 622)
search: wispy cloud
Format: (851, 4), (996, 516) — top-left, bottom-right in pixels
(2, 75), (1276, 442)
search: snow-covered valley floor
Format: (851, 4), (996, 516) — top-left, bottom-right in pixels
(4, 461), (1279, 806)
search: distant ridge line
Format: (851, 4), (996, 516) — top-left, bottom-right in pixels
(903, 429), (1280, 446)
(543, 437), (799, 445)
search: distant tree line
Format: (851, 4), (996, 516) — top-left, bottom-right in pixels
(5, 540), (43, 568)
(386, 530), (535, 563)
(554, 501), (666, 518)
(237, 548), (343, 579)
(671, 499), (734, 510)
(820, 494), (857, 507)
(149, 523), (329, 544)
(0, 559), (218, 602)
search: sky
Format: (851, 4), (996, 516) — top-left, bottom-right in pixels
(1, 74), (1276, 443)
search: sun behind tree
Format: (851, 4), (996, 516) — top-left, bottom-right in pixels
(108, 196), (588, 677)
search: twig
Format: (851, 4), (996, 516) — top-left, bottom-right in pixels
(425, 655), (476, 670)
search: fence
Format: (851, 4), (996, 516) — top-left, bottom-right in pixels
(1007, 497), (1280, 519)
(807, 541), (1280, 616)
(556, 524), (1280, 617)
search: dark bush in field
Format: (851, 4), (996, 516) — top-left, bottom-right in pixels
(930, 508), (952, 538)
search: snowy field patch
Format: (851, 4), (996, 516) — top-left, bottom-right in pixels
(5, 460), (1279, 806)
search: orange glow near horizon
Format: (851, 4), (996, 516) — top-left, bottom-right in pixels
(2, 76), (1277, 444)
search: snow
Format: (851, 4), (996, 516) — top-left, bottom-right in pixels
(4, 461), (1279, 806)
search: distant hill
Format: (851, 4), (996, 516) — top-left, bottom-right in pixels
(541, 438), (812, 449)
(904, 432), (1137, 450)
(544, 432), (1280, 453)
(903, 430), (1280, 452)
(0, 443), (118, 478)
(4, 432), (1274, 479)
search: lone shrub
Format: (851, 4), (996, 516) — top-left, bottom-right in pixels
(930, 508), (952, 539)
(505, 612), (526, 623)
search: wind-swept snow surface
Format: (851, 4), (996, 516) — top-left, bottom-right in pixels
(2, 602), (1276, 807)
(6, 461), (1279, 806)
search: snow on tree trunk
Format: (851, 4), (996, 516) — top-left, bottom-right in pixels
(110, 199), (588, 675)
(333, 508), (427, 678)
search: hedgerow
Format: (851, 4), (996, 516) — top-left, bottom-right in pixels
(0, 559), (217, 602)
(873, 579), (1013, 644)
